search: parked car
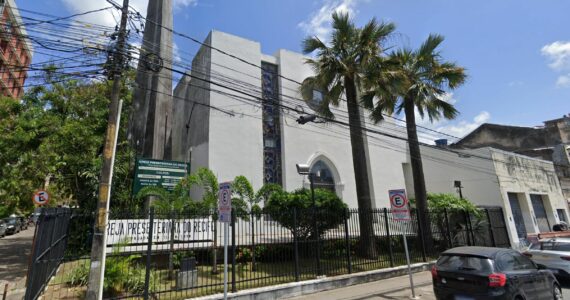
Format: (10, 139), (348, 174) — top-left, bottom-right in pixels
(4, 217), (20, 235)
(0, 219), (6, 237)
(432, 246), (561, 300)
(524, 238), (570, 280)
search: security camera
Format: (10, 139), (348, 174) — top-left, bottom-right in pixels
(296, 164), (310, 175)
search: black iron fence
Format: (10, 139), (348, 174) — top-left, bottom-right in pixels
(26, 207), (509, 300)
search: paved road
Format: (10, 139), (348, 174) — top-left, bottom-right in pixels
(290, 271), (570, 299)
(0, 226), (35, 297)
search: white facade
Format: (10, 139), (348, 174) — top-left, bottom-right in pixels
(422, 146), (570, 247)
(172, 31), (569, 247)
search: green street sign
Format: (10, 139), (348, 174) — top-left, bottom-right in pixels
(133, 158), (190, 196)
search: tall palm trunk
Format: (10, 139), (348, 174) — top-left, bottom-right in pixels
(404, 98), (432, 249)
(345, 77), (377, 258)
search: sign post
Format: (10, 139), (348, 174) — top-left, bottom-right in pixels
(389, 189), (418, 299)
(32, 190), (50, 206)
(218, 182), (232, 300)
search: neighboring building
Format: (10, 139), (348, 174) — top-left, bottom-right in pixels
(452, 115), (570, 201)
(0, 0), (33, 99)
(421, 146), (569, 248)
(171, 31), (569, 247)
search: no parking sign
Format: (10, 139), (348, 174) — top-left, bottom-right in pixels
(389, 189), (410, 221)
(218, 182), (232, 223)
(33, 190), (50, 206)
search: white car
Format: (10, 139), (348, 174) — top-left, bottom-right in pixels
(524, 237), (570, 279)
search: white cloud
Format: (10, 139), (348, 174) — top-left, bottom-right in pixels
(174, 0), (198, 10)
(436, 111), (490, 138)
(60, 0), (196, 28)
(556, 74), (570, 88)
(61, 0), (148, 28)
(542, 41), (570, 88)
(542, 41), (570, 71)
(298, 0), (359, 41)
(173, 42), (182, 63)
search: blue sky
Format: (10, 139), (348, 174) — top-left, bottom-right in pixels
(20, 0), (570, 139)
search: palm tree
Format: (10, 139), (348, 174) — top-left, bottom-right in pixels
(300, 12), (395, 258)
(362, 34), (467, 246)
(187, 167), (220, 274)
(136, 184), (195, 279)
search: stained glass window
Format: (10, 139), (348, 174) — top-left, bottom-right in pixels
(261, 62), (282, 185)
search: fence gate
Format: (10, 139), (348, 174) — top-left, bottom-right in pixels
(486, 208), (511, 248)
(25, 208), (72, 300)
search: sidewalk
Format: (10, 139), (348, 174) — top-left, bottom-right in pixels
(287, 271), (435, 300)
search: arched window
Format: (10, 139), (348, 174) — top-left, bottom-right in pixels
(310, 160), (336, 192)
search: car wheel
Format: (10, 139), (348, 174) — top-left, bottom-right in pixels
(554, 284), (563, 300)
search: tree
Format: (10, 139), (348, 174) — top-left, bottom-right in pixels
(362, 34), (467, 246)
(300, 12), (395, 258)
(187, 167), (220, 273)
(231, 176), (255, 220)
(265, 188), (348, 239)
(136, 182), (196, 279)
(0, 69), (135, 217)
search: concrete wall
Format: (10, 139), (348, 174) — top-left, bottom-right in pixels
(421, 146), (570, 247)
(491, 148), (570, 246)
(206, 31), (265, 187)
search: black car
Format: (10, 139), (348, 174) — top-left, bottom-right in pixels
(432, 246), (562, 300)
(4, 217), (20, 235)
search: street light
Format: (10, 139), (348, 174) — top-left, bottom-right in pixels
(296, 163), (321, 275)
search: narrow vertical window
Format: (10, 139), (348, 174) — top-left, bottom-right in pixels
(261, 62), (282, 185)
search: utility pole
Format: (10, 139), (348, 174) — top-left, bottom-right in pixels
(86, 0), (130, 299)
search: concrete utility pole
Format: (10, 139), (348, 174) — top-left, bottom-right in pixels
(85, 0), (130, 298)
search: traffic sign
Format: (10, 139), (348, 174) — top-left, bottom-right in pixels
(389, 189), (410, 221)
(218, 182), (232, 223)
(33, 190), (50, 206)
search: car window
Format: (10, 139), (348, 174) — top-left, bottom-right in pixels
(512, 252), (535, 270)
(554, 243), (570, 252)
(496, 253), (516, 271)
(531, 241), (555, 250)
(436, 255), (493, 273)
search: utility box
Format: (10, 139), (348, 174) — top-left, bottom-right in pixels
(177, 257), (198, 289)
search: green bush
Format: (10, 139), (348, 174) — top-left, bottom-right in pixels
(235, 247), (252, 264)
(264, 188), (348, 239)
(173, 250), (196, 269)
(67, 261), (90, 287)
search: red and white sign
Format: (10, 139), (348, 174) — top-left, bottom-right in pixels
(389, 189), (410, 221)
(33, 190), (50, 206)
(218, 182), (232, 223)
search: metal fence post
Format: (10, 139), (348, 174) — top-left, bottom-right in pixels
(444, 208), (453, 248)
(416, 211), (427, 262)
(293, 208), (300, 281)
(314, 207), (322, 276)
(344, 208), (352, 273)
(231, 209), (237, 293)
(463, 210), (472, 246)
(383, 208), (394, 267)
(143, 207), (155, 300)
(250, 211), (256, 272)
(485, 209), (497, 247)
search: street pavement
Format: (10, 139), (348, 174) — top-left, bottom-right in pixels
(0, 227), (35, 299)
(289, 271), (570, 299)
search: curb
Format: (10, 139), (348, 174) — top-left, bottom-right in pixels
(189, 262), (435, 300)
